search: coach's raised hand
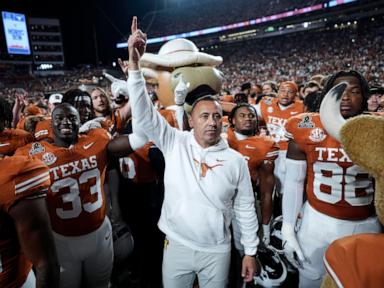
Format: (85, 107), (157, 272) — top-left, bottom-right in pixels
(128, 16), (147, 71)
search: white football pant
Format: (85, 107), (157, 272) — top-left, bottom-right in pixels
(297, 202), (381, 288)
(53, 216), (113, 288)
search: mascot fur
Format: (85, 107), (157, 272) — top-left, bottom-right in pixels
(319, 83), (384, 288)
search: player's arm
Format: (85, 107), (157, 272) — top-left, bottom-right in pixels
(257, 160), (275, 244)
(9, 196), (59, 288)
(107, 125), (148, 157)
(117, 99), (131, 127)
(281, 140), (307, 267)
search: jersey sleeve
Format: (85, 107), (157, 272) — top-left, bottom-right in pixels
(324, 234), (384, 288)
(4, 156), (50, 212)
(284, 116), (299, 141)
(265, 140), (279, 161)
(87, 128), (112, 142)
(285, 113), (315, 149)
(34, 118), (53, 141)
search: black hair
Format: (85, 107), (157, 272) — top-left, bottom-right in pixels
(62, 88), (95, 120)
(241, 82), (252, 92)
(303, 91), (324, 112)
(190, 95), (220, 114)
(322, 70), (369, 112)
(228, 103), (259, 131)
(62, 89), (92, 106)
(51, 103), (80, 117)
(234, 93), (248, 104)
(0, 97), (13, 129)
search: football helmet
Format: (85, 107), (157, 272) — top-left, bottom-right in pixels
(268, 216), (284, 254)
(254, 246), (287, 287)
(112, 221), (134, 264)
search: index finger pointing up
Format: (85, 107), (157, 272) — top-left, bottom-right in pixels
(131, 16), (137, 34)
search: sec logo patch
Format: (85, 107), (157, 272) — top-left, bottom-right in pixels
(309, 128), (326, 142)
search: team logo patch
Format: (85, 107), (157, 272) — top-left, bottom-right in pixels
(29, 142), (45, 156)
(309, 128), (326, 142)
(42, 152), (57, 166)
(298, 116), (315, 128)
(267, 107), (274, 113)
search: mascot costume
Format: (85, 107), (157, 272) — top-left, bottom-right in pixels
(319, 82), (384, 288)
(140, 38), (223, 116)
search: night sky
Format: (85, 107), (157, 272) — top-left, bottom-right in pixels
(0, 0), (160, 66)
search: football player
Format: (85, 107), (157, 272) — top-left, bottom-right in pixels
(0, 99), (59, 287)
(281, 71), (381, 287)
(16, 103), (146, 288)
(0, 97), (34, 157)
(225, 103), (278, 246)
(255, 82), (304, 197)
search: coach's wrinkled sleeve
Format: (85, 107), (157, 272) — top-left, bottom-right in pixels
(127, 70), (177, 154)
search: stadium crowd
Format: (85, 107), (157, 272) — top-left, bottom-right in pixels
(141, 0), (325, 37)
(0, 6), (384, 288)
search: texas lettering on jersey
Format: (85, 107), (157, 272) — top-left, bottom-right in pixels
(260, 97), (304, 150)
(16, 128), (110, 236)
(286, 113), (375, 220)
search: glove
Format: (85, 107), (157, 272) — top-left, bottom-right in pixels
(174, 75), (190, 106)
(281, 222), (307, 268)
(79, 117), (105, 133)
(262, 223), (270, 246)
(104, 73), (129, 99)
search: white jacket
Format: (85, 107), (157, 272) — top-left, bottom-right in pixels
(128, 71), (259, 255)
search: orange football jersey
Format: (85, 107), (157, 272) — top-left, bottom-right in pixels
(101, 109), (125, 135)
(119, 108), (179, 184)
(120, 143), (157, 183)
(260, 97), (304, 150)
(34, 118), (53, 142)
(0, 156), (50, 288)
(0, 129), (34, 157)
(285, 113), (375, 220)
(225, 128), (279, 182)
(16, 128), (110, 236)
(325, 233), (384, 288)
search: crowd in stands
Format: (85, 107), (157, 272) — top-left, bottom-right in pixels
(1, 17), (383, 105)
(141, 0), (325, 37)
(218, 19), (384, 93)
